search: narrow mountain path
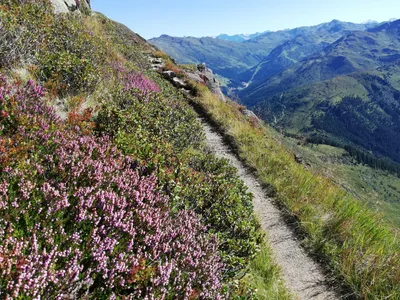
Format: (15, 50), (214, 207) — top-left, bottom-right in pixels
(198, 117), (340, 300)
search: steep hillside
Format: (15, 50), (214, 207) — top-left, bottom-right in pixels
(0, 1), (280, 298)
(237, 34), (331, 87)
(240, 20), (400, 167)
(252, 61), (400, 164)
(3, 2), (400, 299)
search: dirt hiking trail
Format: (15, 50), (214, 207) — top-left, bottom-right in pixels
(199, 117), (340, 300)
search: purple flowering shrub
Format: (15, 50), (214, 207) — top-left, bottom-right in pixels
(124, 71), (160, 102)
(0, 75), (223, 298)
(95, 64), (262, 280)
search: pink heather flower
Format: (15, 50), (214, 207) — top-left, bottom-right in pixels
(0, 74), (224, 298)
(124, 72), (160, 102)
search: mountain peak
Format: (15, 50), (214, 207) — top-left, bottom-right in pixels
(215, 31), (268, 42)
(362, 19), (378, 24)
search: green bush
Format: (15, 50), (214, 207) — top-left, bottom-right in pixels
(0, 0), (53, 68)
(167, 150), (264, 278)
(37, 14), (107, 94)
(0, 1), (107, 94)
(96, 77), (203, 151)
(95, 78), (263, 279)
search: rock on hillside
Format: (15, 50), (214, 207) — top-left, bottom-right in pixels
(50, 0), (90, 14)
(187, 63), (225, 101)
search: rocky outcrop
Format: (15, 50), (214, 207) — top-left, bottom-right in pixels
(149, 57), (165, 70)
(50, 0), (90, 14)
(172, 77), (187, 89)
(147, 56), (225, 98)
(162, 70), (176, 80)
(187, 63), (225, 101)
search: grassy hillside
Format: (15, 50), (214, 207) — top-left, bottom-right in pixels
(281, 140), (400, 226)
(0, 1), (290, 298)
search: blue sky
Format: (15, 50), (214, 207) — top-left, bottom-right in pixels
(91, 0), (400, 39)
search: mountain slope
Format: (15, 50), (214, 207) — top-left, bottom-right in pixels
(0, 1), (272, 298)
(150, 20), (376, 86)
(238, 20), (377, 86)
(240, 21), (400, 106)
(253, 59), (400, 165)
(3, 2), (400, 299)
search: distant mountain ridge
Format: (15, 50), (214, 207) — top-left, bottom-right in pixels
(215, 32), (268, 42)
(150, 18), (400, 166)
(149, 20), (378, 82)
(240, 22), (400, 104)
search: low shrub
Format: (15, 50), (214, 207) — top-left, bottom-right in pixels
(0, 75), (224, 299)
(0, 0), (53, 67)
(96, 66), (203, 151)
(95, 72), (263, 280)
(37, 13), (107, 95)
(165, 151), (264, 278)
(0, 1), (107, 94)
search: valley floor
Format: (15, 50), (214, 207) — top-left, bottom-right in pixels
(198, 117), (340, 300)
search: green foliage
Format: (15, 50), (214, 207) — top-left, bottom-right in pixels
(36, 14), (107, 94)
(0, 0), (107, 94)
(95, 79), (263, 279)
(165, 150), (264, 277)
(0, 0), (53, 67)
(95, 79), (203, 151)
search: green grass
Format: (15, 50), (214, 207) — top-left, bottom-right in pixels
(243, 242), (292, 300)
(191, 83), (400, 299)
(285, 139), (400, 227)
